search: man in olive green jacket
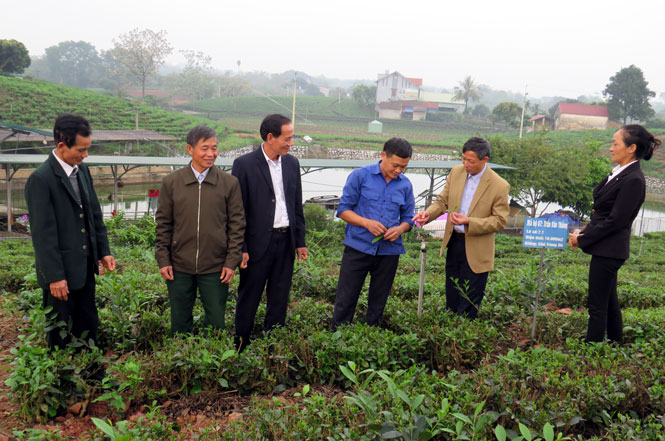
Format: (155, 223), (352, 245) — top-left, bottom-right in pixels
(155, 125), (245, 334)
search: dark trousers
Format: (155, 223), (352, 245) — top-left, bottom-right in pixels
(42, 261), (98, 349)
(235, 230), (294, 346)
(586, 255), (625, 343)
(166, 270), (229, 335)
(331, 246), (400, 330)
(445, 233), (489, 319)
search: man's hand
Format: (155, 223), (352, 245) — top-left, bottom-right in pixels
(383, 226), (405, 242)
(240, 253), (250, 269)
(220, 267), (235, 284)
(100, 255), (116, 272)
(159, 265), (174, 281)
(449, 212), (469, 226)
(412, 211), (430, 225)
(49, 280), (69, 301)
(297, 247), (309, 262)
(363, 219), (388, 237)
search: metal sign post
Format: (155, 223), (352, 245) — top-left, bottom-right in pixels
(522, 217), (569, 342)
(417, 239), (427, 318)
(531, 248), (545, 340)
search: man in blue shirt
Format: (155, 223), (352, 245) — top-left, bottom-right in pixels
(331, 138), (415, 330)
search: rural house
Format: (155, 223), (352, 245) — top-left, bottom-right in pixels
(375, 71), (422, 103)
(528, 115), (554, 131)
(554, 103), (609, 130)
(374, 71), (464, 120)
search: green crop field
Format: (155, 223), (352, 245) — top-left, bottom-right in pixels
(519, 128), (665, 179)
(184, 95), (377, 119)
(184, 95), (508, 148)
(0, 76), (228, 142)
(2, 77), (662, 175)
(3, 209), (665, 440)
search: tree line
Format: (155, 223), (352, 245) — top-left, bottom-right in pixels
(451, 67), (659, 127)
(3, 34), (659, 125)
(0, 33), (343, 103)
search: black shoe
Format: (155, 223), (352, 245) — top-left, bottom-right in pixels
(87, 363), (106, 382)
(234, 335), (250, 353)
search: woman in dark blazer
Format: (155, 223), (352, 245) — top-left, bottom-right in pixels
(569, 125), (660, 343)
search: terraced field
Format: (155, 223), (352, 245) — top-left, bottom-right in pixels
(0, 77), (228, 141)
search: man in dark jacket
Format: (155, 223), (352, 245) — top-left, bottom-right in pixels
(231, 114), (307, 351)
(25, 114), (116, 348)
(155, 125), (245, 335)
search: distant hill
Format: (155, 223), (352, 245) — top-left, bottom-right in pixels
(0, 77), (227, 140)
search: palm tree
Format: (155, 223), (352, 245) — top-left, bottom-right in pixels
(453, 76), (482, 113)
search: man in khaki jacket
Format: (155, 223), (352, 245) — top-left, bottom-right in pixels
(155, 125), (245, 334)
(413, 137), (509, 319)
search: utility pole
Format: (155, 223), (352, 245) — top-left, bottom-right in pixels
(291, 72), (297, 130)
(519, 86), (528, 139)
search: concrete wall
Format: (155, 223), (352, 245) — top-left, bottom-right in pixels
(377, 107), (402, 119)
(413, 109), (427, 121)
(555, 114), (608, 130)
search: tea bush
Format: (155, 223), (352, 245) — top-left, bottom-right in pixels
(0, 239), (35, 292)
(0, 76), (229, 142)
(104, 212), (157, 247)
(4, 221), (665, 439)
(468, 342), (665, 433)
(6, 333), (103, 423)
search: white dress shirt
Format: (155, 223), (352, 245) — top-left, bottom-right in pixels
(53, 149), (83, 207)
(454, 164), (487, 233)
(605, 160), (637, 186)
(262, 145), (290, 228)
(191, 164), (210, 183)
(52, 149), (78, 177)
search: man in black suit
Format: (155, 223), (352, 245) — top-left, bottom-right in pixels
(231, 114), (308, 351)
(25, 114), (116, 348)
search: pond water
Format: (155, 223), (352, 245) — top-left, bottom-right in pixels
(4, 168), (665, 235)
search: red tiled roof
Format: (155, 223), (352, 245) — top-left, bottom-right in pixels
(377, 101), (404, 110)
(529, 115), (553, 121)
(378, 100), (439, 111)
(406, 77), (423, 87)
(558, 103), (608, 117)
(400, 100), (438, 109)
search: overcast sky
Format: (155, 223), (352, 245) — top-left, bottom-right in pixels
(4, 0), (664, 99)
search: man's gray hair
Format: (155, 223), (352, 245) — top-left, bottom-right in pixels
(187, 125), (217, 147)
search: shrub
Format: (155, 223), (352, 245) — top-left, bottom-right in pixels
(5, 335), (101, 423)
(105, 212), (157, 247)
(469, 342), (665, 432)
(0, 239), (35, 292)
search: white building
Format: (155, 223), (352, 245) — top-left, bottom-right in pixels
(374, 72), (464, 120)
(376, 71), (422, 103)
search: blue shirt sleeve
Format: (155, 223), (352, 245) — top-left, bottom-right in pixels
(337, 169), (363, 216)
(400, 180), (415, 227)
